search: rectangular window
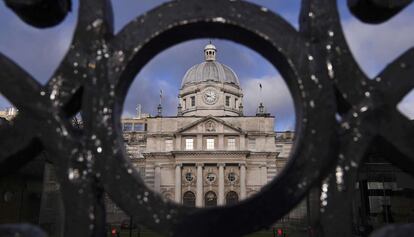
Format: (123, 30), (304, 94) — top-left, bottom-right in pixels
(165, 139), (173, 151)
(183, 99), (186, 109)
(225, 96), (230, 106)
(369, 196), (390, 213)
(235, 98), (238, 108)
(185, 138), (194, 150)
(227, 138), (236, 150)
(248, 138), (256, 151)
(191, 96), (195, 107)
(123, 123), (132, 131)
(133, 123), (145, 131)
(206, 138), (215, 150)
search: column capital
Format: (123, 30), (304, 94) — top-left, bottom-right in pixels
(196, 163), (204, 167)
(217, 163), (226, 167)
(238, 163), (246, 167)
(176, 163), (182, 168)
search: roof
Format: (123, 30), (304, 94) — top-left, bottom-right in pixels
(181, 61), (240, 88)
(176, 115), (245, 134)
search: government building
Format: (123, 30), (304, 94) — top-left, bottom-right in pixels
(113, 43), (293, 213)
(1, 44), (414, 237)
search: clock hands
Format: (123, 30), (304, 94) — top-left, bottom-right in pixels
(204, 89), (217, 104)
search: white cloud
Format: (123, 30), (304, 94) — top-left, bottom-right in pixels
(241, 75), (295, 131)
(341, 6), (414, 121)
(0, 0), (78, 82)
(341, 6), (414, 78)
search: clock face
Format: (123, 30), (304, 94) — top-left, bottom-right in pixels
(203, 89), (218, 105)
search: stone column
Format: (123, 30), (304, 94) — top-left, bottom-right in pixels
(175, 164), (182, 203)
(196, 163), (204, 207)
(218, 163), (225, 205)
(239, 163), (246, 200)
(261, 165), (267, 185)
(154, 165), (161, 192)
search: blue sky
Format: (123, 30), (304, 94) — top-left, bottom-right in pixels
(0, 1), (413, 131)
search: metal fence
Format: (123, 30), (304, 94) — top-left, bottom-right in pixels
(0, 0), (413, 236)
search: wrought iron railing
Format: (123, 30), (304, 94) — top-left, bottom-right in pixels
(0, 0), (413, 236)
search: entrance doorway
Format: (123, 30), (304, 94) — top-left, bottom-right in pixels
(204, 191), (217, 207)
(183, 191), (195, 207)
(226, 191), (239, 205)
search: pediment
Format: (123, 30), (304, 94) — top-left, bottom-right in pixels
(177, 116), (244, 134)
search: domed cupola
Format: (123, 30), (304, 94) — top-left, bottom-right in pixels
(178, 43), (244, 117)
(204, 43), (217, 61)
(181, 43), (240, 89)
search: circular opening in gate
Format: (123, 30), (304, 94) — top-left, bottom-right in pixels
(109, 3), (336, 234)
(121, 39), (296, 208)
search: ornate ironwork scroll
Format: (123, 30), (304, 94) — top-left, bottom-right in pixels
(0, 0), (413, 236)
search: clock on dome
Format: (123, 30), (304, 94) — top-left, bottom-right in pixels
(178, 43), (243, 116)
(203, 88), (219, 105)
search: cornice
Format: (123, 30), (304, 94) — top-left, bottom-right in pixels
(172, 150), (251, 156)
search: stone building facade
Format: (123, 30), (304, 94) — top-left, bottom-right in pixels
(115, 43), (294, 213)
(0, 44), (296, 229)
(1, 45), (413, 236)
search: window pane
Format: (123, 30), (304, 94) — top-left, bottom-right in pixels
(191, 96), (195, 106)
(206, 138), (215, 150)
(185, 139), (193, 150)
(133, 123), (145, 131)
(123, 123), (132, 131)
(228, 138), (236, 150)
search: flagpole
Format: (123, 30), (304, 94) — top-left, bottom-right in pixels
(160, 89), (163, 105)
(157, 89), (163, 117)
(259, 83), (262, 104)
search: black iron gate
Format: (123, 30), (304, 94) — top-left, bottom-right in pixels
(0, 0), (413, 236)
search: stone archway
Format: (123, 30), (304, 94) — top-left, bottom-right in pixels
(226, 191), (239, 205)
(183, 191), (195, 207)
(204, 191), (217, 207)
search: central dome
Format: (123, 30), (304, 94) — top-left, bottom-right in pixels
(181, 43), (240, 88)
(178, 43), (244, 117)
(181, 62), (240, 88)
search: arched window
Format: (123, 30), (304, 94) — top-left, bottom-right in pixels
(226, 191), (239, 205)
(183, 191), (195, 207)
(204, 191), (217, 207)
